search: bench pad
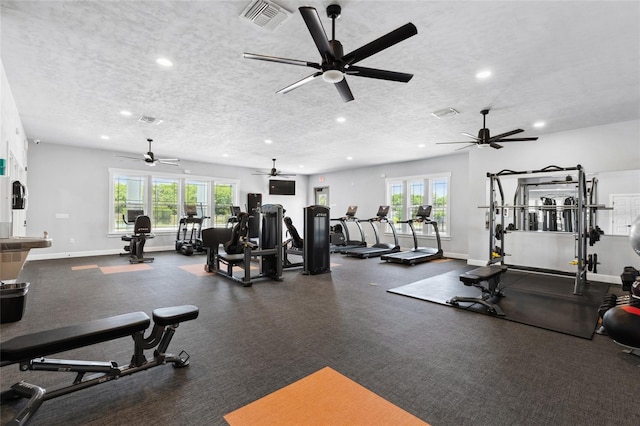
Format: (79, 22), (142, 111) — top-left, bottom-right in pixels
(1, 312), (150, 364)
(460, 265), (508, 285)
(152, 305), (199, 327)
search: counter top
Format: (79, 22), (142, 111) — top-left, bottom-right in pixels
(0, 237), (53, 251)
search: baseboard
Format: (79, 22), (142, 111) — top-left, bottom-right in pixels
(26, 246), (175, 261)
(443, 251), (467, 260)
(466, 258), (621, 285)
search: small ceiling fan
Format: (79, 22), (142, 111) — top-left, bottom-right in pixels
(437, 109), (539, 150)
(117, 138), (180, 166)
(252, 158), (296, 177)
(243, 4), (417, 102)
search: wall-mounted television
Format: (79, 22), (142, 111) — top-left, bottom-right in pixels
(269, 179), (296, 196)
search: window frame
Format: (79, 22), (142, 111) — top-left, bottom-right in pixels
(385, 172), (451, 238)
(108, 168), (238, 235)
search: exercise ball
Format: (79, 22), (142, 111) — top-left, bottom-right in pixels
(630, 214), (640, 257)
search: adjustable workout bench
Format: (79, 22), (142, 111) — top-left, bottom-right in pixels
(1, 305), (199, 425)
(447, 265), (508, 316)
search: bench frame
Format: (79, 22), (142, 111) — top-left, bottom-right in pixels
(1, 305), (198, 425)
(447, 265), (508, 316)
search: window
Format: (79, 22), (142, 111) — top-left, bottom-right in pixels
(386, 173), (450, 237)
(109, 169), (237, 234)
(112, 173), (145, 232)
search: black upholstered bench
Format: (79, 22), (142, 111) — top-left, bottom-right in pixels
(447, 265), (508, 316)
(1, 305), (198, 425)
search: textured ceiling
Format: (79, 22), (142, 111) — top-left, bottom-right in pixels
(1, 0), (639, 175)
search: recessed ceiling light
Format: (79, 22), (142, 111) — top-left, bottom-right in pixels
(100, 135), (110, 140)
(533, 121), (546, 128)
(336, 117), (346, 123)
(346, 156), (353, 160)
(120, 110), (132, 116)
(299, 165), (305, 168)
(418, 144), (425, 148)
(222, 153), (229, 157)
(156, 57), (173, 67)
(475, 69), (492, 79)
(264, 139), (273, 144)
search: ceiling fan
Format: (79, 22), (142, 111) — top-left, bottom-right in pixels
(437, 109), (539, 150)
(252, 158), (296, 177)
(117, 138), (180, 166)
(243, 4), (417, 102)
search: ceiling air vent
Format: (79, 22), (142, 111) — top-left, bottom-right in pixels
(240, 0), (292, 31)
(138, 115), (163, 125)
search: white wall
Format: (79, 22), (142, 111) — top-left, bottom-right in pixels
(308, 152), (470, 258)
(466, 119), (640, 281)
(25, 142), (309, 258)
(1, 60), (28, 236)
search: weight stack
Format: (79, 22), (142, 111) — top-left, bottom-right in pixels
(247, 193), (262, 239)
(303, 205), (330, 275)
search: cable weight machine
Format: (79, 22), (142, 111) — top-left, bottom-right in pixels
(484, 165), (607, 295)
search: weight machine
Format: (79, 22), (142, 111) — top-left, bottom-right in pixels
(484, 164), (607, 295)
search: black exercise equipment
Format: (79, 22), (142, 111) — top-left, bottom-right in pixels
(121, 211), (154, 263)
(342, 206), (400, 259)
(381, 205), (443, 265)
(1, 305), (199, 425)
(447, 265), (508, 316)
(247, 193), (262, 239)
(202, 204), (283, 286)
(303, 205), (331, 275)
(175, 204), (208, 256)
(283, 216), (304, 269)
(226, 206), (242, 228)
(329, 206), (366, 253)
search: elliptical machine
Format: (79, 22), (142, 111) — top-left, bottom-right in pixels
(175, 204), (208, 256)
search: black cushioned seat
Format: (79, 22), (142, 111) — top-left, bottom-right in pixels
(1, 312), (150, 364)
(460, 265), (508, 285)
(152, 305), (199, 327)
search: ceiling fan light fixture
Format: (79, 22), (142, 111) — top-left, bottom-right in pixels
(477, 144), (490, 148)
(322, 69), (344, 83)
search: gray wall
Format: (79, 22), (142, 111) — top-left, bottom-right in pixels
(25, 142), (309, 257)
(308, 152), (470, 257)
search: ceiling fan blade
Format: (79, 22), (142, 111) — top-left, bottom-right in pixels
(490, 142), (504, 149)
(299, 7), (334, 62)
(342, 23), (417, 66)
(495, 137), (539, 142)
(276, 72), (322, 94)
(488, 129), (523, 140)
(157, 158), (179, 162)
(158, 161), (180, 166)
(346, 66), (413, 82)
(454, 144), (476, 151)
(436, 141), (478, 145)
(116, 155), (143, 160)
(334, 78), (354, 103)
(461, 132), (480, 141)
(243, 53), (321, 69)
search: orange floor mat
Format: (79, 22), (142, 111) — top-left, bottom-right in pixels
(179, 263), (213, 276)
(71, 264), (99, 270)
(99, 264), (153, 274)
(224, 366), (429, 426)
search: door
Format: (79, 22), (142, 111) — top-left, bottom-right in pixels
(314, 187), (329, 206)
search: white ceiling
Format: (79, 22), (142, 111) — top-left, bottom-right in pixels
(1, 0), (639, 175)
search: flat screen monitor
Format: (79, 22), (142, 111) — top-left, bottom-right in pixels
(126, 209), (144, 223)
(417, 205), (432, 217)
(377, 205), (390, 217)
(269, 179), (295, 195)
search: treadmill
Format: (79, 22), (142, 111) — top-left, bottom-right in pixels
(330, 206), (367, 253)
(381, 205), (443, 265)
(342, 206), (400, 259)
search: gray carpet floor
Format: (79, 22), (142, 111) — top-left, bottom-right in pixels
(1, 252), (638, 426)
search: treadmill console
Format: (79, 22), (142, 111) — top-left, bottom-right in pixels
(417, 205), (432, 219)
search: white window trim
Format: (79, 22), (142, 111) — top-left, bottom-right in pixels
(385, 172), (451, 238)
(108, 168), (239, 236)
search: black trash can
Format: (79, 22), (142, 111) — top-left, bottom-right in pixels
(1, 282), (29, 323)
